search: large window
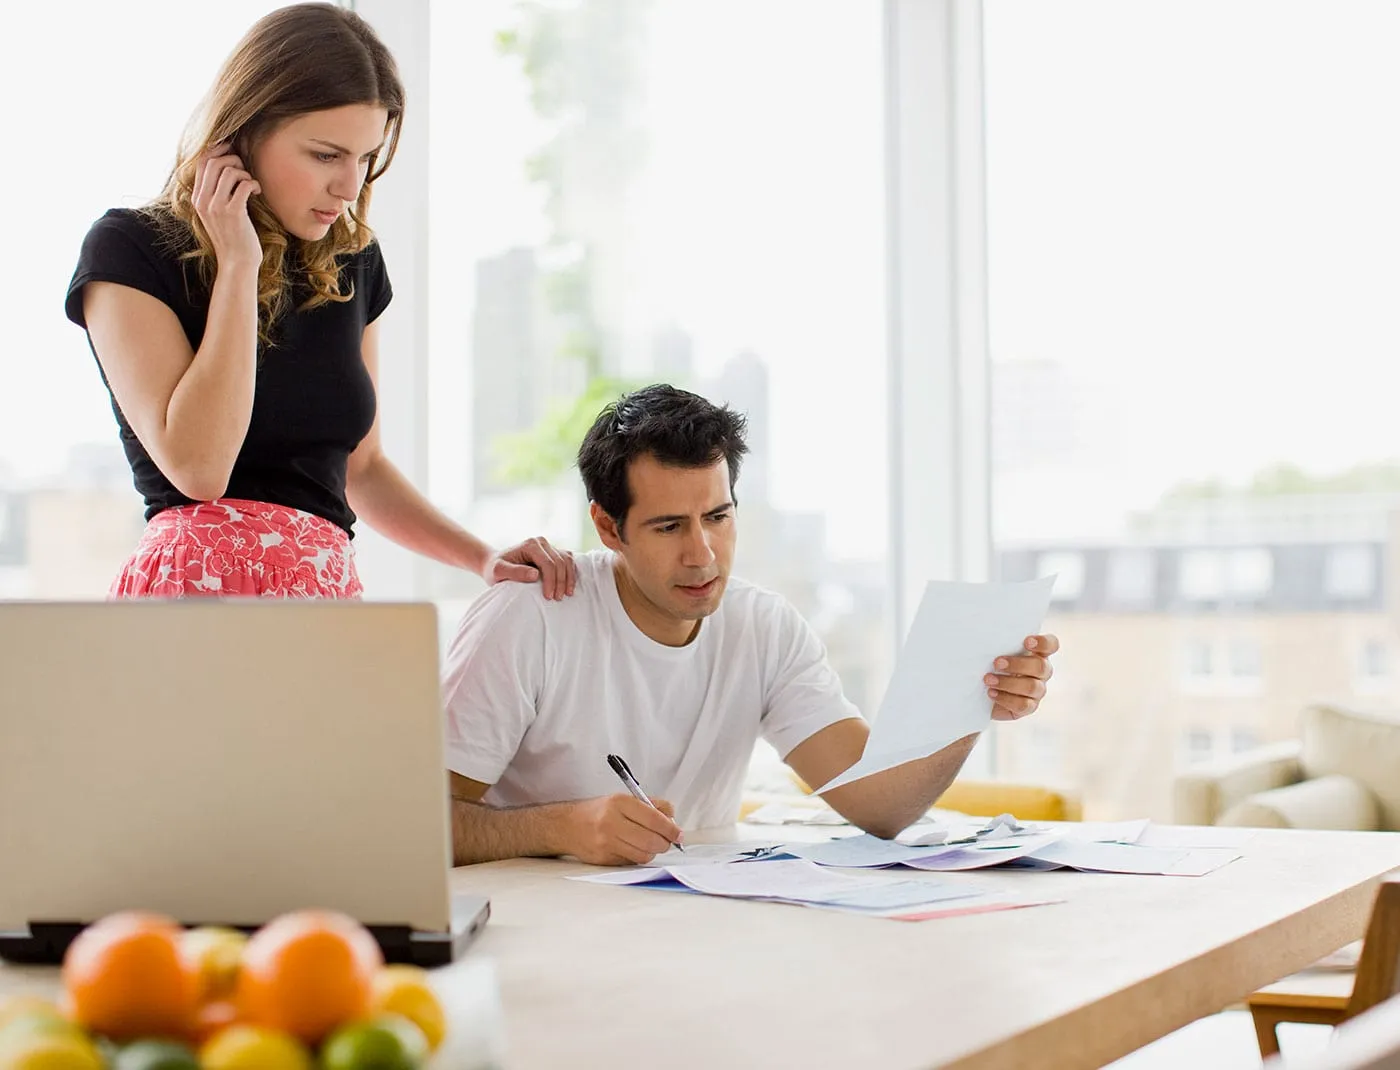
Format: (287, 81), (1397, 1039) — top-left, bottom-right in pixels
(986, 0), (1400, 818)
(2, 3), (296, 597)
(424, 1), (894, 717)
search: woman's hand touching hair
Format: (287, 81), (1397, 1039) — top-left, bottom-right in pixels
(191, 143), (263, 271)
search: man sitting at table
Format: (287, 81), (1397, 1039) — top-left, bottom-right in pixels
(442, 384), (1058, 866)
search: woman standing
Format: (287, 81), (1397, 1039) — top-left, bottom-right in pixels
(65, 3), (574, 600)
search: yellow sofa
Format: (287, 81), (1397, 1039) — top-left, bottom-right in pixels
(935, 780), (1082, 822)
(745, 773), (1082, 824)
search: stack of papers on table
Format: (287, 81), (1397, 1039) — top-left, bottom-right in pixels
(776, 832), (1240, 876)
(570, 819), (1247, 919)
(647, 817), (1247, 878)
(572, 859), (1059, 921)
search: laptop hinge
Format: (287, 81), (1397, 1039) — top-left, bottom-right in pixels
(0, 921), (86, 964)
(0, 919), (460, 967)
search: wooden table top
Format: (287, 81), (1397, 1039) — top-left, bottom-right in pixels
(451, 827), (1400, 1070)
(5, 826), (1399, 1069)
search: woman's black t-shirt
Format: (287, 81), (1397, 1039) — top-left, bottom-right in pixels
(64, 207), (392, 535)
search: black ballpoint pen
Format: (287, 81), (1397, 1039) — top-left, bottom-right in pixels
(606, 753), (684, 852)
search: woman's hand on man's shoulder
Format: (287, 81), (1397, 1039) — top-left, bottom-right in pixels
(483, 536), (577, 600)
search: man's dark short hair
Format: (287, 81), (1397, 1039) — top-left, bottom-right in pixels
(577, 384), (750, 534)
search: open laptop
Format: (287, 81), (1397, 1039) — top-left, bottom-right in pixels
(0, 600), (487, 967)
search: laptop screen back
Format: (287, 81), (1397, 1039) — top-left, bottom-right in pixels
(0, 601), (452, 934)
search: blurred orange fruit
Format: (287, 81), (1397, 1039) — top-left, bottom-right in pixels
(60, 912), (197, 1042)
(234, 910), (382, 1045)
(369, 966), (446, 1051)
(179, 927), (247, 1003)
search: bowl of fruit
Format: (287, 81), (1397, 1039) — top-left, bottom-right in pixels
(0, 909), (447, 1070)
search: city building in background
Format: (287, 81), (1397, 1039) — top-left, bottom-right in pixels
(997, 491), (1400, 820)
(0, 444), (144, 600)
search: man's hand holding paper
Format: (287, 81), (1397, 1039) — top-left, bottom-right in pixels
(783, 579), (1057, 839)
(988, 632), (1059, 721)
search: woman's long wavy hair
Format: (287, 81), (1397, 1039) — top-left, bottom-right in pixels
(147, 3), (404, 346)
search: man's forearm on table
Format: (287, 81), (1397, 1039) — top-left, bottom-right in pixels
(450, 797), (572, 865)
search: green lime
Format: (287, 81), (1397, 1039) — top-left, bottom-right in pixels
(319, 1015), (429, 1070)
(111, 1038), (200, 1070)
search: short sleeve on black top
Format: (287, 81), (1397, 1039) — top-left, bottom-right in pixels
(65, 212), (186, 329)
(65, 208), (392, 535)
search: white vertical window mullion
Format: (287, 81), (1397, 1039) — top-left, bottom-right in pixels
(885, 0), (991, 626)
(885, 0), (993, 769)
(340, 0), (431, 599)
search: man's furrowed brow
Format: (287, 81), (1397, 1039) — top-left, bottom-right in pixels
(639, 501), (734, 527)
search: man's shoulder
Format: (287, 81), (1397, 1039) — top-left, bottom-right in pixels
(453, 549), (613, 635)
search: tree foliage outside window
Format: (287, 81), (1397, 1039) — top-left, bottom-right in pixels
(490, 1), (655, 490)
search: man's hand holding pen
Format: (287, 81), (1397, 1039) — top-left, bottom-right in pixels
(561, 794), (683, 866)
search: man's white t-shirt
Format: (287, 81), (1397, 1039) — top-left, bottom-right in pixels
(441, 549), (863, 831)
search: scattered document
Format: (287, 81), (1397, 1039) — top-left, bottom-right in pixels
(571, 859), (1056, 920)
(646, 843), (787, 867)
(1044, 819), (1151, 844)
(1026, 840), (1241, 876)
(813, 577), (1055, 794)
(745, 801), (851, 827)
(895, 813), (1046, 848)
(576, 819), (1245, 926)
(663, 861), (971, 910)
(783, 834), (959, 869)
(902, 834), (1065, 872)
(573, 858), (974, 908)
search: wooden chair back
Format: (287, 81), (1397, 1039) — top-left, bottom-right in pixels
(1350, 875), (1400, 1019)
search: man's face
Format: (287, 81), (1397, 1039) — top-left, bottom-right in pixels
(594, 454), (738, 626)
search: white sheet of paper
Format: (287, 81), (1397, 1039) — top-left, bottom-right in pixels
(813, 577), (1055, 794)
(744, 802), (851, 827)
(661, 859), (859, 900)
(646, 843), (787, 867)
(782, 833), (951, 868)
(815, 889), (1064, 920)
(1041, 819), (1151, 844)
(587, 858), (978, 911)
(1027, 840), (1242, 876)
(902, 833), (1064, 872)
(897, 815), (1042, 847)
(1135, 825), (1257, 850)
(1156, 848), (1244, 877)
(573, 867), (670, 885)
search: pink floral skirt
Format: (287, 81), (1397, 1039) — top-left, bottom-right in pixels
(110, 499), (362, 599)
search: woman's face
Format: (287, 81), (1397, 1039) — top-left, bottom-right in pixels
(249, 104), (390, 241)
